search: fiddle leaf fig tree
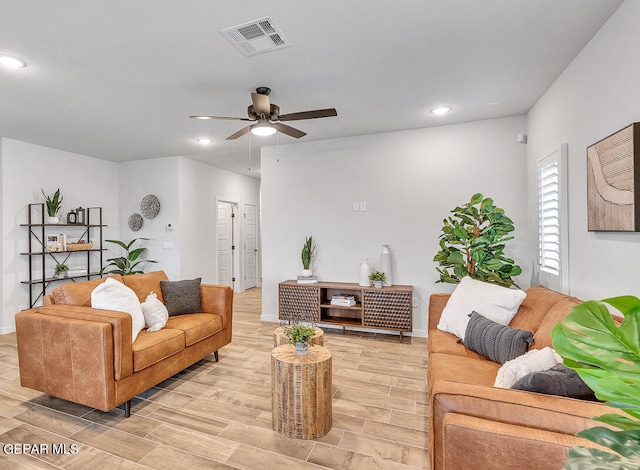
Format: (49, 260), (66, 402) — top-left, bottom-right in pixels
(551, 297), (640, 469)
(433, 193), (522, 288)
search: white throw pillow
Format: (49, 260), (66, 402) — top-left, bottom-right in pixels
(494, 347), (563, 388)
(91, 277), (145, 343)
(140, 291), (169, 332)
(437, 276), (526, 341)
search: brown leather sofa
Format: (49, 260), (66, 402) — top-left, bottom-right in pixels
(428, 286), (618, 470)
(15, 271), (232, 417)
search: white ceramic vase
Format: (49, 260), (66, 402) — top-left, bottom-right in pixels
(380, 244), (393, 286)
(359, 257), (371, 286)
(301, 268), (313, 277)
(46, 216), (59, 224)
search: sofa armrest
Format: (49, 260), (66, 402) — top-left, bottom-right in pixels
(18, 305), (134, 381)
(429, 293), (451, 331)
(430, 380), (618, 470)
(201, 284), (233, 330)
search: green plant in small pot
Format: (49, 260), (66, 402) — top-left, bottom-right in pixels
(100, 238), (157, 275)
(551, 296), (640, 469)
(283, 323), (316, 355)
(433, 193), (522, 288)
(301, 236), (316, 277)
(54, 263), (69, 279)
(369, 271), (386, 288)
(41, 188), (63, 224)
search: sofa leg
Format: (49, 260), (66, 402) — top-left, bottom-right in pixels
(124, 400), (131, 418)
(214, 350), (219, 362)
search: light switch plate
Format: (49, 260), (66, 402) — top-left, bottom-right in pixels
(359, 202), (367, 211)
(352, 202), (360, 212)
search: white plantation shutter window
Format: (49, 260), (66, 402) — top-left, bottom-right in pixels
(538, 144), (568, 293)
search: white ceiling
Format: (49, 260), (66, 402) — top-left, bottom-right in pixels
(0, 1), (623, 178)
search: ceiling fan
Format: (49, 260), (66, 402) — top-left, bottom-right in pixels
(189, 87), (337, 140)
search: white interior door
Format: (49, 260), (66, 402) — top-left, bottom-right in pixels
(244, 204), (257, 289)
(217, 202), (234, 288)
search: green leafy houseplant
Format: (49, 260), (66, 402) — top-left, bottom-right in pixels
(41, 188), (63, 217)
(551, 296), (640, 469)
(433, 193), (522, 288)
(301, 236), (316, 270)
(100, 238), (157, 275)
(283, 323), (316, 346)
(369, 271), (386, 282)
(54, 263), (69, 278)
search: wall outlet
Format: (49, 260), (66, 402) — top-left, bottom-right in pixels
(412, 298), (418, 308)
(359, 202), (367, 212)
(352, 202), (360, 212)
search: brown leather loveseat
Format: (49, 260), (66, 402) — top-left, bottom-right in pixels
(428, 286), (619, 470)
(15, 270), (232, 417)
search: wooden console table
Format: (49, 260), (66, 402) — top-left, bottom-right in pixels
(271, 344), (332, 439)
(278, 280), (413, 340)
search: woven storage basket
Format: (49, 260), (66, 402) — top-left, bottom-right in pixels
(66, 242), (93, 251)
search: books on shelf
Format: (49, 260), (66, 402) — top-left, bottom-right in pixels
(330, 293), (356, 307)
(297, 275), (318, 284)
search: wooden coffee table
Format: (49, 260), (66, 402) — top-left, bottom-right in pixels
(271, 344), (332, 439)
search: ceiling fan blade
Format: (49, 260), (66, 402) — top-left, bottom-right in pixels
(226, 125), (252, 140)
(275, 122), (307, 139)
(189, 115), (252, 121)
(251, 93), (271, 116)
(278, 108), (337, 121)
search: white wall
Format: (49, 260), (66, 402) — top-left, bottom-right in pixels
(1, 138), (121, 333)
(526, 0), (640, 300)
(261, 116), (529, 337)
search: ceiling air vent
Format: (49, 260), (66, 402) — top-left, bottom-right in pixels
(221, 17), (291, 56)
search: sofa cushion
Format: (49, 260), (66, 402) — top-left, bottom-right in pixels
(428, 329), (488, 360)
(165, 313), (222, 347)
(464, 312), (534, 364)
(429, 353), (500, 388)
(161, 278), (202, 316)
(131, 328), (185, 372)
(511, 364), (596, 400)
(52, 275), (123, 306)
(508, 286), (572, 332)
(122, 270), (169, 303)
(91, 278), (145, 343)
(437, 277), (526, 341)
(532, 297), (581, 350)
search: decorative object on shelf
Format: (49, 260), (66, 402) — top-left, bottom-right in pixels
(128, 213), (144, 232)
(66, 210), (77, 224)
(100, 238), (157, 275)
(380, 244), (392, 286)
(66, 239), (93, 251)
(369, 271), (386, 288)
(46, 234), (61, 252)
(54, 263), (69, 279)
(433, 193), (522, 288)
(282, 323), (317, 355)
(552, 296), (640, 468)
(359, 257), (371, 287)
(300, 235), (316, 277)
(75, 207), (86, 225)
(41, 188), (63, 224)
(587, 123), (640, 231)
(140, 194), (161, 219)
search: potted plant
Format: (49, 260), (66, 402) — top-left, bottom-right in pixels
(301, 236), (316, 277)
(369, 271), (386, 288)
(54, 263), (69, 279)
(551, 296), (640, 468)
(283, 323), (316, 355)
(100, 238), (157, 275)
(433, 193), (522, 288)
(41, 188), (63, 224)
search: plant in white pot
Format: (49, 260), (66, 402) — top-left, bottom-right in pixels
(369, 271), (386, 288)
(301, 236), (316, 277)
(283, 323), (316, 355)
(41, 188), (63, 224)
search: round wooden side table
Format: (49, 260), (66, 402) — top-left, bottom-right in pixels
(273, 326), (325, 348)
(271, 344), (332, 439)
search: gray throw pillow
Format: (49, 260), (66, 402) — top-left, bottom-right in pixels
(511, 364), (596, 400)
(463, 311), (534, 364)
(160, 278), (202, 316)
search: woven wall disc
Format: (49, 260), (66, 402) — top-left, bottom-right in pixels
(140, 194), (160, 219)
(128, 213), (144, 231)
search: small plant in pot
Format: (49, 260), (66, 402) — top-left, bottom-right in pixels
(41, 188), (63, 224)
(300, 236), (316, 277)
(283, 323), (316, 355)
(369, 271), (386, 288)
(54, 263), (69, 279)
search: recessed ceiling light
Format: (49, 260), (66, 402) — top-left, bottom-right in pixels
(197, 137), (212, 145)
(0, 54), (27, 68)
(251, 121), (276, 136)
(430, 106), (451, 115)
(487, 101), (502, 106)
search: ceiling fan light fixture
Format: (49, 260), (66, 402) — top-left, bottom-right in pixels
(430, 106), (452, 115)
(0, 54), (27, 68)
(251, 121), (276, 136)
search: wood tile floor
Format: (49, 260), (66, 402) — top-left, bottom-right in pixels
(0, 287), (429, 469)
